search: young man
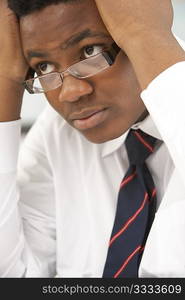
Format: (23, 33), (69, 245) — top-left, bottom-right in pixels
(0, 0), (185, 277)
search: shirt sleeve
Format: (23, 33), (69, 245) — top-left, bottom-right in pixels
(141, 61), (185, 187)
(0, 117), (56, 277)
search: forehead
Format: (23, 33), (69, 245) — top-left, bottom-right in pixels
(20, 0), (109, 55)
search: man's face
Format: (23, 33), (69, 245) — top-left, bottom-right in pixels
(20, 0), (147, 143)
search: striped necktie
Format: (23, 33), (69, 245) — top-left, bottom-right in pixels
(103, 129), (159, 278)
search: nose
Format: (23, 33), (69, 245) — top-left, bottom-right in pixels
(58, 75), (93, 103)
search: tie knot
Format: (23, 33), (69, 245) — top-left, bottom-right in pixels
(125, 129), (157, 165)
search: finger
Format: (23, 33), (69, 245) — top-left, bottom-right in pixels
(0, 0), (17, 20)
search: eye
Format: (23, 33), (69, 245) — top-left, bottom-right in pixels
(83, 45), (103, 58)
(37, 62), (55, 75)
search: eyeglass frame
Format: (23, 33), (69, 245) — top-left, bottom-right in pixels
(23, 42), (120, 94)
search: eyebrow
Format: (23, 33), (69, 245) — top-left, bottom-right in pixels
(60, 29), (109, 49)
(26, 51), (48, 62)
(26, 29), (110, 62)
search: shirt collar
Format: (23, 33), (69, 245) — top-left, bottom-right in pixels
(101, 114), (162, 157)
(132, 115), (162, 140)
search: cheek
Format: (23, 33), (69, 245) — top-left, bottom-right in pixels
(115, 57), (143, 109)
(45, 89), (67, 117)
(101, 55), (146, 124)
(97, 53), (141, 100)
(116, 54), (141, 95)
(45, 91), (59, 108)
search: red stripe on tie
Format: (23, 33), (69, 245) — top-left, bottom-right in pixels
(133, 131), (154, 153)
(140, 246), (145, 253)
(151, 188), (156, 198)
(114, 245), (142, 278)
(120, 171), (136, 189)
(109, 193), (149, 246)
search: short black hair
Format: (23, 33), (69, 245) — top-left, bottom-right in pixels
(8, 0), (79, 18)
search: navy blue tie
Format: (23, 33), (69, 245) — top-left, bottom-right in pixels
(103, 129), (159, 278)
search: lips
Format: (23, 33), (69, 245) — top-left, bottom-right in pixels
(70, 108), (105, 120)
(70, 108), (108, 130)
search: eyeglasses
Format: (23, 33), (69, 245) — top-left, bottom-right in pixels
(23, 43), (120, 94)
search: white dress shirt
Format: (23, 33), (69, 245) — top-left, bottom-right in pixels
(0, 61), (185, 278)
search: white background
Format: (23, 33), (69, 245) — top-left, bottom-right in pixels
(21, 0), (185, 127)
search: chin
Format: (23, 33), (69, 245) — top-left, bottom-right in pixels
(81, 130), (125, 144)
(74, 118), (133, 144)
